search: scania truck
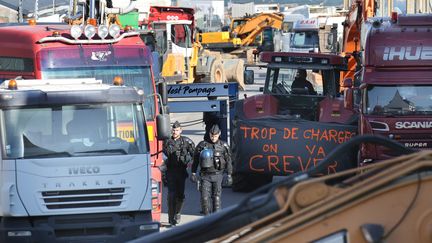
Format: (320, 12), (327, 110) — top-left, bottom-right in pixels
(343, 13), (432, 164)
(0, 78), (169, 242)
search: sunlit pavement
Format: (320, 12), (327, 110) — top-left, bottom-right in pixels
(160, 213), (203, 231)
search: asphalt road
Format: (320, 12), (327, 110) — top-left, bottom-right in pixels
(160, 67), (267, 229)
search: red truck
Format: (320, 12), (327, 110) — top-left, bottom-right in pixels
(0, 18), (167, 221)
(344, 13), (432, 164)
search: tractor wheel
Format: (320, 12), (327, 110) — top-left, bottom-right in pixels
(209, 59), (226, 83)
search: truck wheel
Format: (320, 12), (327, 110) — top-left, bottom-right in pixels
(232, 173), (273, 192)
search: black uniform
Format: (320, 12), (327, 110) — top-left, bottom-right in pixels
(291, 77), (316, 94)
(163, 135), (195, 225)
(203, 97), (223, 141)
(291, 69), (316, 95)
(192, 139), (233, 215)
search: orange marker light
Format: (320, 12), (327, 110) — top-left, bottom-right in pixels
(28, 19), (37, 26)
(113, 76), (124, 86)
(87, 18), (97, 26)
(8, 80), (18, 90)
(52, 31), (61, 37)
(124, 25), (132, 32)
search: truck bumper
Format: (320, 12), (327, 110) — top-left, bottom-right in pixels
(0, 211), (159, 243)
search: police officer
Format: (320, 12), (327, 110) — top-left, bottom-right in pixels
(162, 121), (195, 226)
(203, 96), (223, 142)
(191, 124), (233, 215)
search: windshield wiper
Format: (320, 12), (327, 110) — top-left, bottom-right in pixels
(75, 149), (128, 155)
(20, 151), (73, 159)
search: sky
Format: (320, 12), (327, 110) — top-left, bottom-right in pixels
(1, 0), (69, 14)
(1, 0), (344, 14)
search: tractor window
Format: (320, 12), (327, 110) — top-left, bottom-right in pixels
(267, 68), (295, 95)
(267, 68), (324, 96)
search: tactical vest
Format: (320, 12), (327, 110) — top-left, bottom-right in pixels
(199, 141), (227, 172)
(212, 142), (227, 171)
(168, 137), (190, 167)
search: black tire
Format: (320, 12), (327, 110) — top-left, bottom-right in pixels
(232, 172), (273, 192)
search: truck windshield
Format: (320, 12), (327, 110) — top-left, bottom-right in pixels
(2, 104), (148, 159)
(39, 47), (156, 120)
(365, 85), (432, 115)
(291, 31), (319, 49)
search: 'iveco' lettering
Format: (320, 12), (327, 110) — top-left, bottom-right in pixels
(42, 179), (126, 189)
(383, 46), (432, 61)
(68, 166), (101, 175)
(395, 121), (432, 129)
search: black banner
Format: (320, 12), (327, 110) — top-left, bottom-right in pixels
(232, 108), (357, 176)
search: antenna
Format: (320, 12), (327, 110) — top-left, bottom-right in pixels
(34, 0), (39, 20)
(18, 0), (23, 23)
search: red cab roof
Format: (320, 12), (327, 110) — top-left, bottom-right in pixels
(260, 51), (347, 67)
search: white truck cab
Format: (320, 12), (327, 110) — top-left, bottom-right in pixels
(0, 79), (161, 242)
(289, 17), (343, 53)
(289, 18), (320, 53)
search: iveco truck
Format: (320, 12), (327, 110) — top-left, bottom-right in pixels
(0, 78), (169, 242)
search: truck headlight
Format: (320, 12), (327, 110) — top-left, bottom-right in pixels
(84, 25), (96, 39)
(109, 24), (121, 38)
(70, 25), (82, 39)
(98, 25), (109, 39)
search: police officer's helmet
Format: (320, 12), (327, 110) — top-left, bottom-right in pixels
(199, 148), (214, 168)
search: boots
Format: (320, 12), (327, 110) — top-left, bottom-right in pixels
(201, 197), (211, 215)
(174, 198), (184, 224)
(213, 196), (221, 213)
(167, 194), (176, 226)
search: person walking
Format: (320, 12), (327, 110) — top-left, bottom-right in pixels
(162, 121), (195, 226)
(203, 97), (223, 142)
(191, 124), (233, 215)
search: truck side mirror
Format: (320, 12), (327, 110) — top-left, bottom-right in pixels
(156, 114), (171, 140)
(342, 78), (354, 109)
(344, 88), (354, 110)
(158, 80), (168, 106)
(244, 70), (254, 84)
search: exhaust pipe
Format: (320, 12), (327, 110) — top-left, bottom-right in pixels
(89, 0), (96, 19)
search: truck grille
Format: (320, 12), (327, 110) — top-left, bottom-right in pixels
(41, 188), (125, 209)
